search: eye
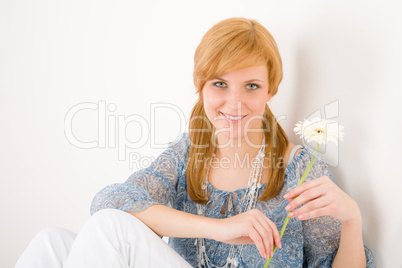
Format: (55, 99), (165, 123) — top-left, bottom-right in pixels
(247, 84), (260, 90)
(213, 81), (227, 88)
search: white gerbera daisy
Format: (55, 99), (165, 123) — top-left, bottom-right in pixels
(293, 117), (344, 145)
(266, 117), (345, 267)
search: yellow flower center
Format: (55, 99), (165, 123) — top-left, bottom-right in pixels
(314, 129), (325, 134)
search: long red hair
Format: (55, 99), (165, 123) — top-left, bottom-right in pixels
(187, 17), (289, 204)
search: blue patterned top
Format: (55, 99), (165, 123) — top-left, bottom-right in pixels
(90, 132), (375, 267)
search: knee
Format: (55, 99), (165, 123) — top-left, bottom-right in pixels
(88, 208), (131, 230)
(90, 208), (127, 222)
(35, 226), (76, 241)
(88, 209), (152, 237)
(34, 226), (77, 243)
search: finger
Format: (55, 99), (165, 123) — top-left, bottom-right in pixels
(264, 217), (281, 249)
(252, 218), (273, 258)
(289, 195), (331, 218)
(296, 205), (332, 220)
(284, 176), (325, 200)
(251, 211), (282, 253)
(248, 226), (268, 259)
(284, 176), (328, 200)
(286, 186), (327, 212)
(253, 210), (280, 252)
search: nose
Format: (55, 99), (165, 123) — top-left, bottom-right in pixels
(226, 90), (244, 113)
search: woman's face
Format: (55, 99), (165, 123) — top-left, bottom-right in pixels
(202, 64), (272, 145)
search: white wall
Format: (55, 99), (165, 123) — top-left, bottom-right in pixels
(1, 0), (401, 267)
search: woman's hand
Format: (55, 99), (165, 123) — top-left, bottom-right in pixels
(284, 176), (361, 224)
(210, 209), (281, 259)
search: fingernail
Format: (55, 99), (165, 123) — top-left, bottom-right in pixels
(285, 205), (291, 211)
(271, 250), (274, 257)
(298, 215), (304, 220)
(289, 212), (294, 217)
(283, 193), (289, 198)
(279, 242), (282, 248)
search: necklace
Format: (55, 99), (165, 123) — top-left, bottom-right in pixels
(195, 135), (266, 268)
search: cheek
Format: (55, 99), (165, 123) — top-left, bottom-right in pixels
(203, 89), (222, 114)
(248, 95), (267, 113)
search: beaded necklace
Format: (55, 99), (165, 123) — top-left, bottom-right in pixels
(195, 135), (266, 267)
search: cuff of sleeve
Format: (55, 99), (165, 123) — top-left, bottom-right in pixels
(364, 244), (375, 268)
(90, 183), (165, 215)
(328, 244), (375, 268)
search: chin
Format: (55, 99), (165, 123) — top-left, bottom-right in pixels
(215, 129), (246, 140)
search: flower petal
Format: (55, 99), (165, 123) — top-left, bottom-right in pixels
(293, 117), (344, 146)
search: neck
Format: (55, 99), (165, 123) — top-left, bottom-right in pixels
(214, 132), (265, 162)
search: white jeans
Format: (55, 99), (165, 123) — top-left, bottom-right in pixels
(15, 209), (193, 268)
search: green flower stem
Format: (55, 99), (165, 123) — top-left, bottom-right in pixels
(263, 143), (319, 268)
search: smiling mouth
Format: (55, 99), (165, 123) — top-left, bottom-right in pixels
(220, 112), (247, 120)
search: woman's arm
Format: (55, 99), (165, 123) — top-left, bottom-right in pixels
(91, 132), (280, 260)
(285, 176), (366, 267)
(127, 205), (211, 238)
(332, 211), (366, 267)
(127, 204), (282, 260)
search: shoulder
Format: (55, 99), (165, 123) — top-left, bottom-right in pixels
(167, 132), (190, 161)
(168, 132), (190, 148)
(284, 142), (303, 166)
(292, 144), (303, 158)
(287, 144), (336, 184)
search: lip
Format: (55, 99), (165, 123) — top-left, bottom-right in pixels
(220, 112), (247, 124)
(221, 112), (247, 117)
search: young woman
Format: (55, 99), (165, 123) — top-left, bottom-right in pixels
(16, 17), (374, 268)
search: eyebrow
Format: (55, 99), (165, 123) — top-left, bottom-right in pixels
(214, 77), (264, 83)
